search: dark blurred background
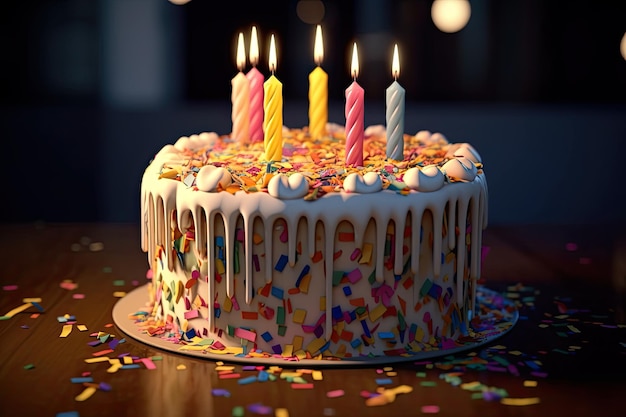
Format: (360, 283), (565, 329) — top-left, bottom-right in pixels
(2, 0), (625, 225)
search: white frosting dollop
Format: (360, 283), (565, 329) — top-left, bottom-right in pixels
(174, 136), (191, 151)
(343, 172), (383, 194)
(196, 165), (232, 192)
(188, 134), (207, 150)
(326, 123), (344, 134)
(446, 143), (482, 164)
(152, 146), (187, 168)
(415, 130), (448, 145)
(403, 165), (445, 192)
(268, 173), (309, 200)
(364, 125), (385, 137)
(174, 132), (219, 151)
(198, 132), (217, 142)
(430, 132), (448, 144)
(415, 130), (431, 141)
(441, 157), (477, 182)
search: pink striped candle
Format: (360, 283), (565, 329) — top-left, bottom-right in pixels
(246, 26), (264, 143)
(231, 32), (250, 144)
(345, 42), (364, 167)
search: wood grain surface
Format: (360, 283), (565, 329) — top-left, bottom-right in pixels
(0, 223), (624, 417)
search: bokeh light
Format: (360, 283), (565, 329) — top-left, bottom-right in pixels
(621, 32), (626, 61)
(296, 0), (325, 24)
(431, 0), (471, 33)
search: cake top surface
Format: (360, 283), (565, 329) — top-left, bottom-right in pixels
(147, 124), (483, 200)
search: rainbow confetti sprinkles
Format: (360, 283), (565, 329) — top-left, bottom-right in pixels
(131, 125), (495, 363)
(120, 280), (516, 365)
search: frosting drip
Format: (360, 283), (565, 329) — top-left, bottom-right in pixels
(140, 126), (488, 348)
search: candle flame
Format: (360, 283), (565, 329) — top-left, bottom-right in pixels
(250, 26), (259, 66)
(392, 44), (400, 80)
(350, 42), (359, 79)
(314, 25), (324, 66)
(236, 32), (246, 71)
(269, 34), (277, 74)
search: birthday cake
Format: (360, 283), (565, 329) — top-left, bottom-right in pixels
(137, 124), (488, 361)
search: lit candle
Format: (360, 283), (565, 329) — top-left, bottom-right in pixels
(263, 34), (283, 162)
(231, 32), (250, 144)
(308, 25), (328, 139)
(345, 42), (364, 167)
(385, 44), (405, 160)
(247, 26), (265, 143)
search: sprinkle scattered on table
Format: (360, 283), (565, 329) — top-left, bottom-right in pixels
(0, 298), (44, 320)
(59, 324), (73, 337)
(500, 397), (541, 406)
(275, 408), (289, 417)
(7, 229), (623, 417)
(60, 280), (78, 291)
(421, 405), (440, 413)
(247, 403), (273, 415)
(89, 242), (104, 252)
(326, 389), (345, 398)
(74, 386), (97, 402)
(56, 412), (80, 417)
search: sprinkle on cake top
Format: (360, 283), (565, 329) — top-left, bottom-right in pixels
(152, 124), (483, 200)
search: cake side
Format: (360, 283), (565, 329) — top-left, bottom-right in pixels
(137, 125), (488, 360)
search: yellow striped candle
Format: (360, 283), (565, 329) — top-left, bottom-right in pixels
(263, 34), (283, 162)
(308, 25), (328, 139)
(231, 32), (250, 144)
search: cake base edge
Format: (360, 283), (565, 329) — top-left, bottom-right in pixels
(112, 284), (518, 367)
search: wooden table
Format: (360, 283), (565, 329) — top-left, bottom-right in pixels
(1, 223), (624, 417)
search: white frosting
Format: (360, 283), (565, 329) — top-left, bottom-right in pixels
(140, 127), (489, 358)
(446, 143), (482, 164)
(343, 172), (383, 194)
(174, 132), (219, 151)
(441, 157), (478, 182)
(326, 123), (345, 134)
(195, 165), (232, 192)
(267, 173), (309, 200)
(153, 145), (185, 164)
(415, 130), (449, 146)
(173, 136), (191, 151)
(430, 132), (448, 143)
(364, 124), (385, 137)
(415, 130), (432, 142)
(403, 165), (445, 192)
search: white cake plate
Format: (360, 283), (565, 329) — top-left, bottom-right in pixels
(113, 284), (518, 367)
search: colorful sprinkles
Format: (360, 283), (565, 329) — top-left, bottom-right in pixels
(153, 126), (477, 200)
(2, 230), (624, 417)
(140, 194), (491, 361)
